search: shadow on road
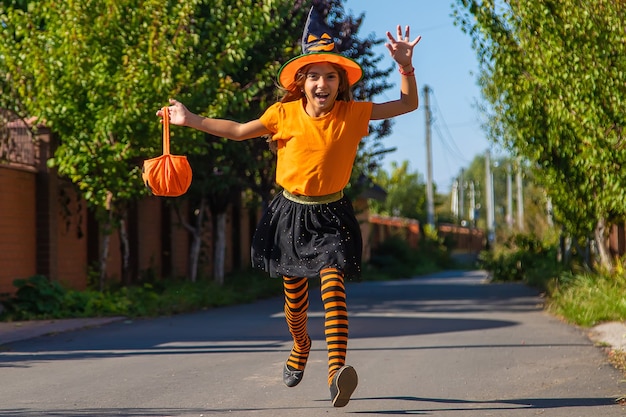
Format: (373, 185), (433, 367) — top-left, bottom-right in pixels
(0, 395), (618, 417)
(351, 395), (619, 414)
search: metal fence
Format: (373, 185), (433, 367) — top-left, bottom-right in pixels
(0, 110), (36, 167)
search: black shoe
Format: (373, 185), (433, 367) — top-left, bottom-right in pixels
(283, 336), (311, 387)
(283, 363), (304, 387)
(330, 365), (358, 407)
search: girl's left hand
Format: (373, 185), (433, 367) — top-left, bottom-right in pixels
(385, 25), (421, 68)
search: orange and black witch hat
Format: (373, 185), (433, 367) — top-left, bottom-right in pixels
(278, 7), (363, 89)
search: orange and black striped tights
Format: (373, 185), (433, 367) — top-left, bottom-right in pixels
(283, 267), (348, 386)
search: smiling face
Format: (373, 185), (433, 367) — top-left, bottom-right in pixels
(303, 62), (341, 117)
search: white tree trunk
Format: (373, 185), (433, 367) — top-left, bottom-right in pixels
(119, 217), (130, 284)
(188, 234), (200, 282)
(99, 233), (110, 292)
(186, 198), (205, 283)
(213, 211), (226, 285)
(595, 217), (613, 271)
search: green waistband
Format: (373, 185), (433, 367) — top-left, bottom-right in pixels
(282, 189), (344, 205)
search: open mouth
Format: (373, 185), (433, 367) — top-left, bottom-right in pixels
(315, 92), (330, 103)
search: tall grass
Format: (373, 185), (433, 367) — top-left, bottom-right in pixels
(548, 271), (626, 327)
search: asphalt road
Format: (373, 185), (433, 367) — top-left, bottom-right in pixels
(1, 270), (624, 416)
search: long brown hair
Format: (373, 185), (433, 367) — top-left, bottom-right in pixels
(280, 63), (353, 103)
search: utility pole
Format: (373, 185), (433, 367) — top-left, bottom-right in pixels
(469, 181), (476, 226)
(468, 180), (476, 255)
(516, 158), (524, 231)
(485, 151), (495, 245)
(451, 180), (459, 222)
(424, 85), (435, 228)
(459, 168), (465, 222)
(506, 163), (513, 228)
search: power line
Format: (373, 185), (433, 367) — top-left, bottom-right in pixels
(430, 90), (471, 164)
(431, 122), (455, 183)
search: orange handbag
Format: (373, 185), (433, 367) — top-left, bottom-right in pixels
(142, 107), (192, 197)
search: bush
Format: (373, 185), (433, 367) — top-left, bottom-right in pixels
(0, 269), (284, 321)
(368, 228), (451, 279)
(479, 233), (564, 289)
(1, 275), (66, 319)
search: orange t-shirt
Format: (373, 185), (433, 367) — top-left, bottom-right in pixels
(259, 99), (373, 196)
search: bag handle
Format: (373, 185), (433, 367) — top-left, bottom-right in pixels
(162, 106), (170, 155)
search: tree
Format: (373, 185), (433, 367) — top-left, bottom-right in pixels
(370, 160), (427, 222)
(1, 0), (212, 288)
(453, 0), (626, 270)
(0, 0), (301, 287)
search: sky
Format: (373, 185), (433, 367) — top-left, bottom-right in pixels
(344, 0), (491, 192)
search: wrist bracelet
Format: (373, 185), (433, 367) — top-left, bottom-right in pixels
(399, 65), (415, 77)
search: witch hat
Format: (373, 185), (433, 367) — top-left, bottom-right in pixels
(278, 7), (363, 88)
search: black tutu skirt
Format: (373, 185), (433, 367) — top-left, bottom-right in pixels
(251, 191), (362, 280)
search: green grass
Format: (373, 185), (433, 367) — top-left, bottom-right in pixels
(547, 271), (626, 327)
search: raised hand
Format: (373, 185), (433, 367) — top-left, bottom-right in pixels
(385, 25), (421, 68)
